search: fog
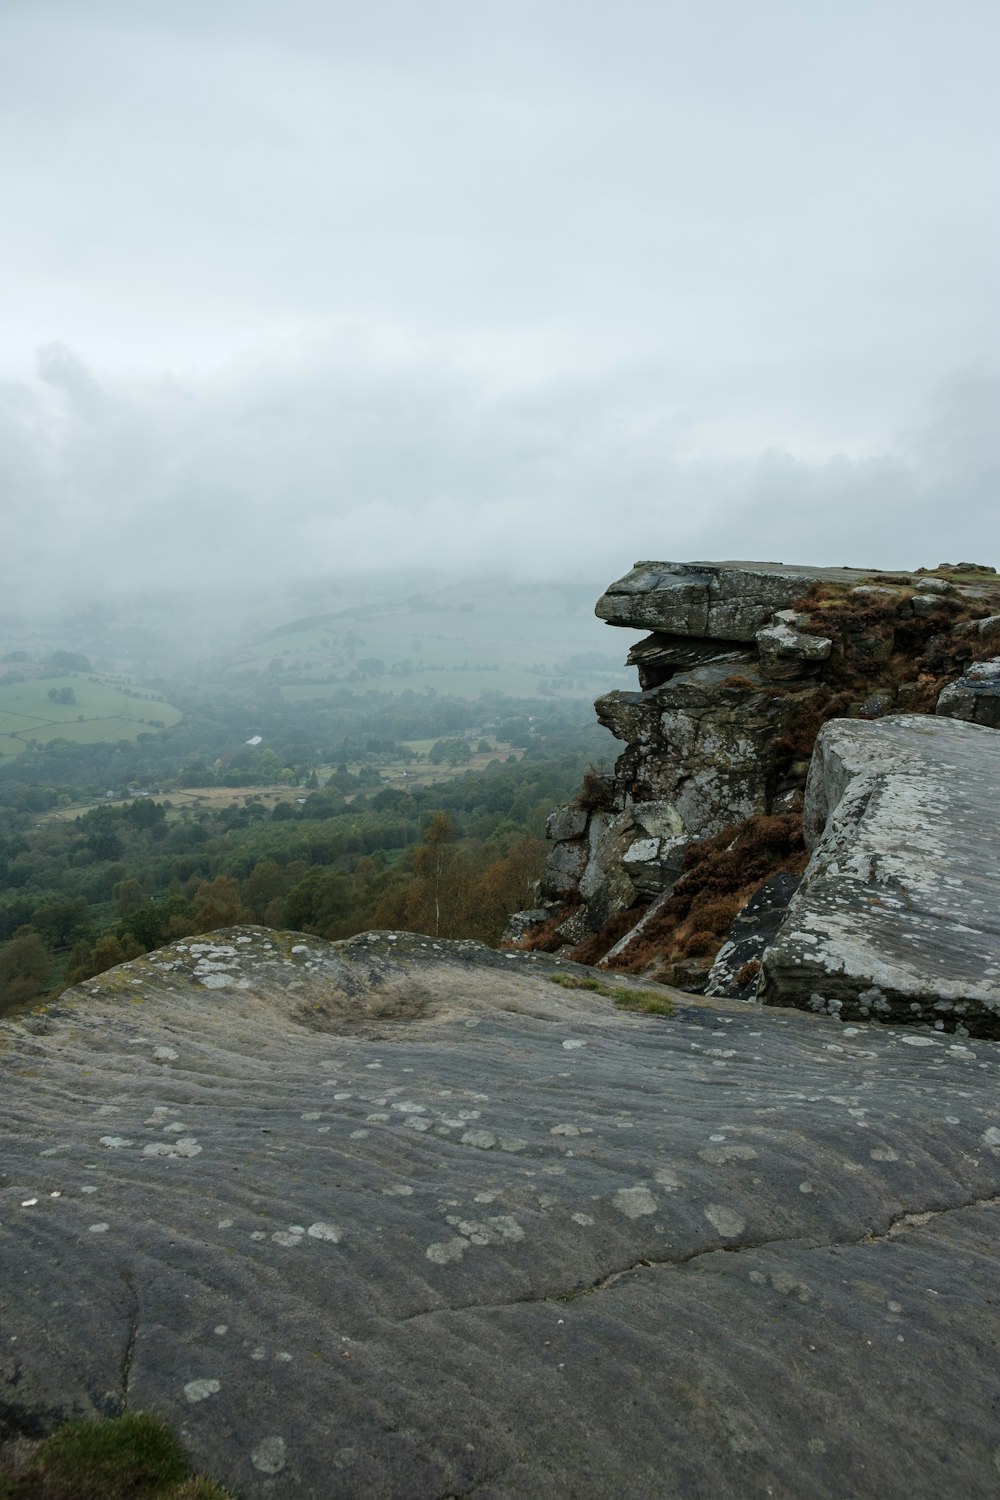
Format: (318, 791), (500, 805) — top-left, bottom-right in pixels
(2, 0), (998, 619)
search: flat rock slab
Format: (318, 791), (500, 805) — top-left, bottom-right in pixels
(761, 716), (1000, 1035)
(2, 929), (999, 1499)
(595, 561), (871, 640)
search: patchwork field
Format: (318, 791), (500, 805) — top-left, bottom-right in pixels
(0, 676), (183, 762)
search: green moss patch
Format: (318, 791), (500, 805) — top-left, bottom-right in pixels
(2, 1413), (233, 1500)
(547, 971), (673, 1015)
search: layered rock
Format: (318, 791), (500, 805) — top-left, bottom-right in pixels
(3, 929), (1000, 1498)
(518, 558), (1000, 998)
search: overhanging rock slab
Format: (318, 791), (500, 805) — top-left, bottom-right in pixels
(760, 715), (1000, 1035)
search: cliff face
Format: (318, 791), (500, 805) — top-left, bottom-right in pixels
(516, 560), (1000, 1009)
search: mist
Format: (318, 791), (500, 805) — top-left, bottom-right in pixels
(2, 0), (999, 621)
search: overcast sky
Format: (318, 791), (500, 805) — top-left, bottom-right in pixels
(2, 0), (998, 609)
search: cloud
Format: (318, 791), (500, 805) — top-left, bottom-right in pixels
(1, 340), (996, 614)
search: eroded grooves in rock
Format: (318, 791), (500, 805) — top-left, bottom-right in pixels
(2, 930), (1000, 1498)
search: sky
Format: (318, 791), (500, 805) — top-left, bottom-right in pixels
(2, 0), (998, 610)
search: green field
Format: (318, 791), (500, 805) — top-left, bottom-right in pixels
(232, 580), (635, 701)
(0, 676), (183, 761)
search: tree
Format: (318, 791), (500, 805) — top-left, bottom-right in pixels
(462, 836), (547, 945)
(191, 876), (250, 933)
(0, 928), (51, 1015)
(65, 931), (144, 987)
(410, 813), (457, 937)
(114, 877), (146, 917)
(242, 859), (287, 921)
(32, 896), (92, 950)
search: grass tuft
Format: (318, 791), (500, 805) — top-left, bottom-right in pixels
(547, 971), (673, 1015)
(2, 1412), (234, 1500)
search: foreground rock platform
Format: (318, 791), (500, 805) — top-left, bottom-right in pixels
(761, 715), (1000, 1036)
(2, 929), (999, 1498)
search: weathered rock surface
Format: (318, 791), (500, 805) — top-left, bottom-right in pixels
(517, 558), (1000, 979)
(596, 560), (849, 640)
(3, 928), (1000, 1498)
(936, 657), (1000, 728)
(704, 872), (802, 999)
(760, 716), (1000, 1035)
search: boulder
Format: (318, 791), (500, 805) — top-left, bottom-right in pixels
(755, 610), (833, 681)
(3, 928), (1000, 1499)
(539, 838), (589, 900)
(935, 658), (1000, 728)
(760, 716), (1000, 1035)
(545, 804), (590, 843)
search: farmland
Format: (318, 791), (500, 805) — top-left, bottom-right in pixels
(227, 579), (634, 701)
(0, 675), (183, 763)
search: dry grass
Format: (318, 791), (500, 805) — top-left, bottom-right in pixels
(575, 812), (807, 974)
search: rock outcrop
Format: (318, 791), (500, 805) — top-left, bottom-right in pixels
(936, 656), (1000, 727)
(3, 929), (1000, 1498)
(520, 560), (1000, 1001)
(759, 715), (1000, 1035)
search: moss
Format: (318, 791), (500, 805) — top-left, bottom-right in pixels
(2, 1412), (234, 1500)
(609, 987), (674, 1016)
(547, 973), (603, 992)
(546, 972), (673, 1015)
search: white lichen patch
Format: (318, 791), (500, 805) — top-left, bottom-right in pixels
(461, 1130), (498, 1150)
(612, 1185), (658, 1219)
(196, 973), (235, 990)
(306, 1222), (342, 1242)
(704, 1204), (746, 1238)
(184, 1378), (221, 1403)
(426, 1237), (468, 1264)
(272, 1230), (304, 1247)
(142, 1138), (202, 1159)
(153, 1046), (179, 1061)
(572, 1212), (595, 1226)
(251, 1436), (287, 1475)
(654, 1167), (682, 1191)
(699, 1144), (758, 1165)
(454, 1215), (525, 1246)
(99, 1136), (132, 1149)
(562, 1040), (587, 1050)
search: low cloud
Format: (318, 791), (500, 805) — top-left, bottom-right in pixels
(2, 341), (997, 615)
